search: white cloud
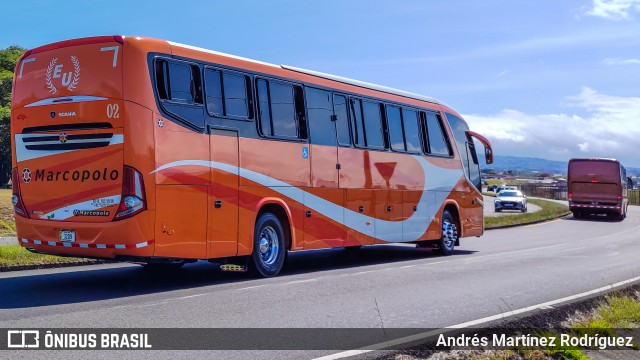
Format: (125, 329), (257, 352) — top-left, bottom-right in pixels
(603, 57), (640, 65)
(584, 0), (640, 20)
(463, 87), (640, 167)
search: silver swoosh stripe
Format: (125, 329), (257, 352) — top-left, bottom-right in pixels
(152, 156), (462, 242)
(24, 96), (108, 108)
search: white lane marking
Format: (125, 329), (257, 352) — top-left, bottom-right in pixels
(151, 158), (462, 243)
(284, 279), (318, 285)
(312, 275), (640, 360)
(236, 284), (271, 291)
(178, 294), (207, 300)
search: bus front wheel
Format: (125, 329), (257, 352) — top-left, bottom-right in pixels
(251, 213), (287, 277)
(438, 210), (458, 256)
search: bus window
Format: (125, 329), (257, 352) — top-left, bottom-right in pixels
(402, 108), (420, 153)
(350, 98), (366, 147)
(204, 69), (223, 116)
(446, 112), (481, 191)
(257, 79), (272, 136)
(204, 69), (251, 119)
(362, 101), (384, 149)
(306, 88), (334, 146)
(423, 112), (451, 156)
(155, 59), (204, 129)
(257, 79), (305, 139)
(168, 62), (197, 104)
(333, 94), (351, 146)
(223, 72), (250, 119)
(386, 105), (404, 151)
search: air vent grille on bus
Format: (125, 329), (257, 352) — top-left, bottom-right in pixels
(21, 122), (113, 134)
(22, 133), (114, 151)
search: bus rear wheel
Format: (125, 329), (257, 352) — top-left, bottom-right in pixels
(251, 213), (287, 277)
(438, 210), (458, 256)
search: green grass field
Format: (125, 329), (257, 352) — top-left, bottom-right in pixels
(0, 245), (91, 268)
(0, 189), (16, 236)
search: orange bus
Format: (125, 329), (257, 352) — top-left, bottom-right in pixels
(11, 36), (493, 277)
(568, 158), (628, 220)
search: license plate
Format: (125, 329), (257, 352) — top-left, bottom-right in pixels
(59, 230), (75, 242)
(505, 204), (513, 207)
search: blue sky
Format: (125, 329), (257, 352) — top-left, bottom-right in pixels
(2, 0), (640, 166)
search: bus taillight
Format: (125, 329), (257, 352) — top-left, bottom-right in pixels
(113, 166), (147, 221)
(11, 168), (29, 218)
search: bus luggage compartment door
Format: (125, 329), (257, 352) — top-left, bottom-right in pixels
(154, 185), (208, 259)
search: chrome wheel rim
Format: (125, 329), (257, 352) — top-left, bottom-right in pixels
(442, 220), (457, 249)
(258, 226), (279, 266)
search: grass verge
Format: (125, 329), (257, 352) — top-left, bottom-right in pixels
(393, 289), (640, 359)
(485, 198), (570, 229)
(0, 189), (16, 236)
(0, 245), (97, 269)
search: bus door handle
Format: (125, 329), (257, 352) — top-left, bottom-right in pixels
(214, 200), (222, 208)
(386, 205), (392, 212)
(358, 206), (364, 212)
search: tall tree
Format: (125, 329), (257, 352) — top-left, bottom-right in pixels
(0, 45), (27, 185)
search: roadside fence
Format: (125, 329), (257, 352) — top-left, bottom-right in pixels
(520, 184), (640, 205)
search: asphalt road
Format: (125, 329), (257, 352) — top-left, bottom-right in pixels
(2, 207), (640, 360)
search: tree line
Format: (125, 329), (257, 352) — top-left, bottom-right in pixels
(0, 45), (27, 186)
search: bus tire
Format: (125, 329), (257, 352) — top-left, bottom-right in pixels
(438, 210), (457, 256)
(251, 213), (287, 277)
(572, 210), (581, 219)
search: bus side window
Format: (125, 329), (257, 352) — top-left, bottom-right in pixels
(204, 68), (252, 120)
(333, 94), (351, 146)
(306, 87), (334, 146)
(362, 100), (385, 149)
(162, 61), (202, 104)
(402, 108), (420, 153)
(386, 105), (405, 151)
(257, 79), (272, 136)
(204, 69), (223, 116)
(257, 79), (306, 140)
(350, 98), (366, 147)
(155, 59), (205, 130)
(423, 112), (451, 156)
(350, 98), (385, 149)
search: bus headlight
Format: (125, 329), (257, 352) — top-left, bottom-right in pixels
(12, 195), (19, 206)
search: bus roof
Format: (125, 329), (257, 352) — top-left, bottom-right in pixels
(167, 40), (446, 107)
(569, 158), (619, 164)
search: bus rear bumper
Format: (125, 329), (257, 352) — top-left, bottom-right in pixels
(14, 211), (155, 259)
(569, 203), (622, 214)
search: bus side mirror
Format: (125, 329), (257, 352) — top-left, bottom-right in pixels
(466, 130), (494, 165)
(485, 147), (493, 165)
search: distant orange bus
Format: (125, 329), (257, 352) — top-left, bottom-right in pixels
(568, 158), (628, 220)
(11, 36), (493, 276)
